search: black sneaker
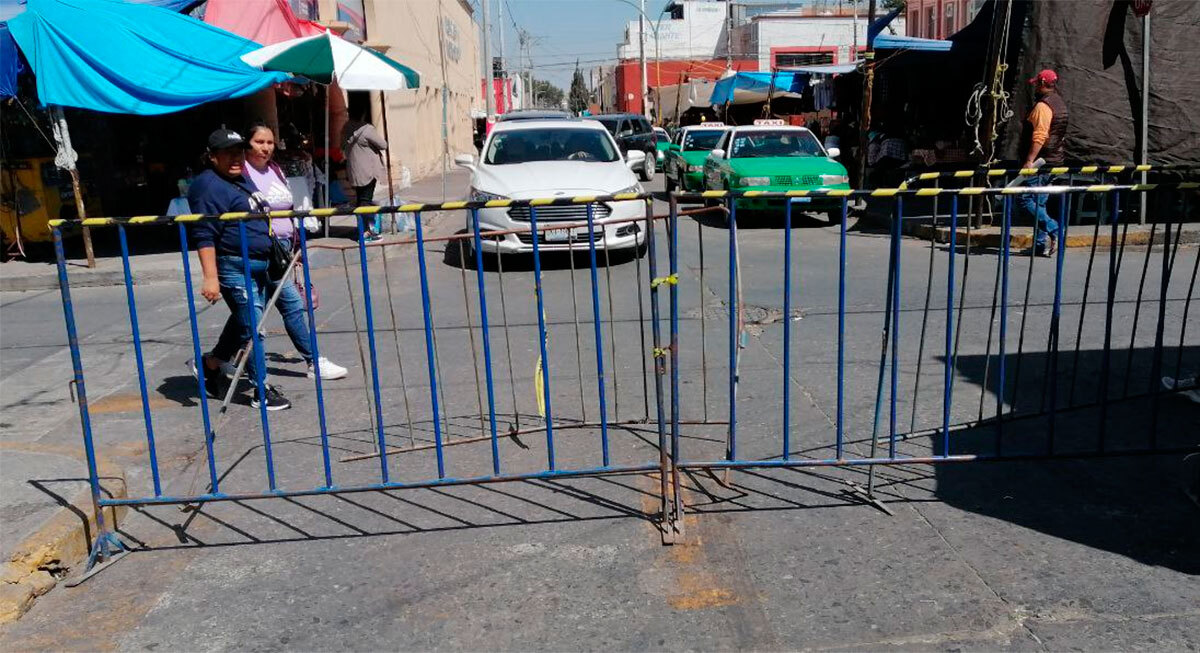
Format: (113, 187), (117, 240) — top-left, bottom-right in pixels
(188, 357), (229, 400)
(251, 384), (292, 411)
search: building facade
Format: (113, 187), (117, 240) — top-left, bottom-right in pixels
(906, 0), (985, 39)
(735, 7), (903, 71)
(318, 0), (482, 183)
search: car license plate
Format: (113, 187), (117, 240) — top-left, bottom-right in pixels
(544, 228), (583, 243)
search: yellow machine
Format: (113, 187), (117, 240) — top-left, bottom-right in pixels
(1, 156), (101, 248)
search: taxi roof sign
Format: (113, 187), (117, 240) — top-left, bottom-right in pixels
(752, 119), (788, 126)
(697, 121), (726, 127)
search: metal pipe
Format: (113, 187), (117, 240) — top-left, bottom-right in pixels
(586, 203), (612, 466)
(237, 221), (276, 490)
(413, 212), (447, 477)
(297, 226), (333, 487)
(529, 206), (557, 470)
(470, 209), (502, 475)
(116, 224), (161, 496)
(176, 225), (220, 491)
(356, 216), (390, 482)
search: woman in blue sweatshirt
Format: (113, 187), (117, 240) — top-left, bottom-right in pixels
(187, 129), (291, 411)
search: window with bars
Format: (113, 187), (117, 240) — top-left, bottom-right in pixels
(774, 51), (835, 68)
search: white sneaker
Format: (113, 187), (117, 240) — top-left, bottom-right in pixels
(308, 357), (348, 380)
(1163, 376), (1200, 404)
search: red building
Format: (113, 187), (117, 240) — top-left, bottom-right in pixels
(613, 58), (758, 114)
(906, 0), (983, 39)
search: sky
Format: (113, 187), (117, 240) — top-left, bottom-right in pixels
(489, 0), (675, 90)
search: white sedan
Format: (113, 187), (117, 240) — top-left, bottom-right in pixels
(454, 119), (648, 255)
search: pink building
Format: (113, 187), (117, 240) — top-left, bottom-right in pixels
(906, 0), (983, 40)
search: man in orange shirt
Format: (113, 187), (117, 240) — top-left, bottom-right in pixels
(1017, 69), (1069, 257)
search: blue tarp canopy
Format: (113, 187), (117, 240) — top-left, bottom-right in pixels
(709, 72), (808, 106)
(869, 7), (953, 52)
(5, 0), (290, 113)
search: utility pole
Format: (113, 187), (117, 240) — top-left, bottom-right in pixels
(482, 0), (496, 119)
(726, 0), (734, 68)
(1139, 13), (1150, 223)
(498, 0), (506, 112)
(639, 0), (649, 117)
(857, 0), (876, 189)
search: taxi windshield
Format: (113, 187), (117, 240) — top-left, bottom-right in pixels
(682, 130), (725, 151)
(729, 130), (823, 158)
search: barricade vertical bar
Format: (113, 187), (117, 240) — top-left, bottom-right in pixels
(782, 198), (793, 460)
(1148, 190), (1173, 448)
(602, 226), (621, 421)
(529, 205), (557, 470)
(457, 240), (487, 439)
(413, 211), (446, 478)
(1067, 203), (1104, 407)
(996, 197), (1011, 454)
(942, 196), (957, 456)
(836, 196), (848, 458)
(727, 196), (738, 461)
(53, 228), (124, 569)
(669, 197), (683, 524)
(1173, 195), (1197, 381)
(177, 225), (220, 491)
(1098, 191), (1121, 449)
(356, 216), (390, 482)
(115, 224), (162, 496)
(566, 227), (587, 423)
(379, 246), (416, 446)
(585, 203), (611, 466)
(296, 226), (332, 487)
(1122, 221), (1158, 398)
(910, 180), (940, 431)
(889, 197), (902, 459)
(648, 198), (670, 527)
(470, 209), (501, 475)
(1046, 195), (1069, 453)
(697, 219), (709, 424)
(237, 221), (276, 491)
(636, 204), (652, 422)
(341, 248), (378, 451)
(495, 247), (521, 432)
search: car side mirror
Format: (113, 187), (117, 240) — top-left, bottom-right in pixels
(826, 147), (841, 158)
(709, 149), (725, 160)
(454, 153), (476, 169)
(625, 150), (646, 169)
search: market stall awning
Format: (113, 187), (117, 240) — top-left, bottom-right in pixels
(777, 62), (861, 75)
(709, 72), (807, 106)
(203, 0), (324, 46)
(6, 0), (291, 114)
(869, 6), (953, 52)
(655, 79), (717, 120)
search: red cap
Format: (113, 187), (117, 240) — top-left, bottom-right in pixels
(1029, 69), (1058, 85)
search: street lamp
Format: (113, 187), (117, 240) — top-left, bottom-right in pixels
(611, 0), (669, 121)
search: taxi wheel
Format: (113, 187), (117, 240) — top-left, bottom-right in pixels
(638, 150), (656, 182)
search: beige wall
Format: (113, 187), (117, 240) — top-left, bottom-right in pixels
(360, 0), (482, 188)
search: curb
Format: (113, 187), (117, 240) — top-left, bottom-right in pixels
(0, 443), (127, 624)
(911, 224), (1200, 249)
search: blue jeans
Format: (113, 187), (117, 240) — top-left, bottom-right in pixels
(212, 256), (270, 383)
(1017, 173), (1060, 248)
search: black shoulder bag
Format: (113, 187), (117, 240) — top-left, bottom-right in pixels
(231, 178), (294, 280)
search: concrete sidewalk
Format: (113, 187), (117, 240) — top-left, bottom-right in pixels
(0, 169), (471, 292)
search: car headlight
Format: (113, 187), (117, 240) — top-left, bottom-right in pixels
(737, 176), (771, 187)
(687, 164), (704, 172)
(819, 174), (850, 185)
(656, 151), (665, 160)
(470, 188), (508, 202)
(614, 184), (644, 196)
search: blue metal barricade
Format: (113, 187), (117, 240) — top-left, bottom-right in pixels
(44, 176), (1199, 572)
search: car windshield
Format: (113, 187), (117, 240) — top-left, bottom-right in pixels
(729, 130), (823, 158)
(682, 130), (725, 151)
(485, 128), (620, 165)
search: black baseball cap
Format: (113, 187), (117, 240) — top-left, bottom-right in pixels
(207, 128), (248, 152)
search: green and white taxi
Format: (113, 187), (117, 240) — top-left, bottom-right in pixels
(663, 123), (729, 192)
(702, 120), (851, 221)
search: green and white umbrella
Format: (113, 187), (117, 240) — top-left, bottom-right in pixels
(241, 31), (420, 91)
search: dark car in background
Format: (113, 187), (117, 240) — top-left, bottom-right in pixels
(593, 113), (656, 182)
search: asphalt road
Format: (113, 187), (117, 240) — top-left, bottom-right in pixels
(1, 174), (1198, 650)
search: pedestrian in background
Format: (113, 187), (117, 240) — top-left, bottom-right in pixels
(242, 122), (348, 382)
(341, 98), (390, 241)
(1018, 69), (1070, 257)
(186, 128), (291, 411)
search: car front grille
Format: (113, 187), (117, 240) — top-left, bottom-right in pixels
(507, 203), (612, 222)
(515, 228), (603, 245)
(770, 174), (821, 187)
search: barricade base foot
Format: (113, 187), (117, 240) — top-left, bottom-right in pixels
(65, 533), (130, 587)
(844, 481), (895, 516)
